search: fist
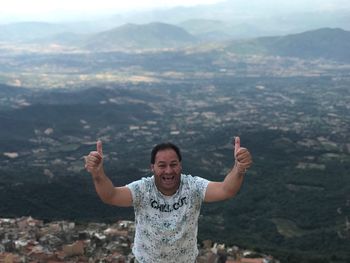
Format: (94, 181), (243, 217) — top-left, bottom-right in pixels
(234, 136), (252, 172)
(85, 140), (103, 174)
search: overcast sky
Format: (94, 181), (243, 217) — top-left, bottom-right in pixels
(0, 0), (225, 23)
(1, 0), (349, 24)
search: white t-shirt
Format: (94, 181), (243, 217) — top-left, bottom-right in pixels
(127, 174), (209, 263)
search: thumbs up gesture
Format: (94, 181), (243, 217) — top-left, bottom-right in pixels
(234, 136), (252, 173)
(85, 140), (104, 176)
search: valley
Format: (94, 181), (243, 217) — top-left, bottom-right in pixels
(1, 72), (349, 261)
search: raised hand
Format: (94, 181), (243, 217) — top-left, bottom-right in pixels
(234, 136), (252, 173)
(85, 140), (104, 176)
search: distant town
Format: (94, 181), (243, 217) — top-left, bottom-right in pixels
(0, 216), (277, 263)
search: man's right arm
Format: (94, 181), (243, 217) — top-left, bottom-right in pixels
(85, 141), (133, 207)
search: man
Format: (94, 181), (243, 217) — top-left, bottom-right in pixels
(85, 137), (252, 263)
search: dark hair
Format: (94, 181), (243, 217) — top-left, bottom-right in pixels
(150, 142), (182, 164)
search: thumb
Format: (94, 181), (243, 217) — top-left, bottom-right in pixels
(234, 136), (240, 156)
(97, 140), (103, 156)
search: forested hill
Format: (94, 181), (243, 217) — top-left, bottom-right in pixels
(84, 22), (198, 50)
(225, 28), (350, 62)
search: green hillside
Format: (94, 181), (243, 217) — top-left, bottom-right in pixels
(84, 22), (197, 50)
(226, 28), (350, 62)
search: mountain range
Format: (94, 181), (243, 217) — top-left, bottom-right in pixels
(1, 0), (350, 41)
(1, 0), (350, 64)
(1, 19), (349, 63)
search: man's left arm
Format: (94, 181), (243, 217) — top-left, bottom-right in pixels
(204, 136), (252, 202)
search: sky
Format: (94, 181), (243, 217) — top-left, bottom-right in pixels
(1, 0), (349, 24)
(0, 0), (225, 23)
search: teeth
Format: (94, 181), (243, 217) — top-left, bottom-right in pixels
(162, 176), (174, 180)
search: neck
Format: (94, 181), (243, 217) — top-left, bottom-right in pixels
(155, 182), (180, 196)
(159, 188), (177, 196)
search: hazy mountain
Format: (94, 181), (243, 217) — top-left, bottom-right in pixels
(109, 0), (350, 37)
(1, 23), (348, 62)
(177, 19), (287, 40)
(83, 22), (198, 51)
(178, 19), (233, 41)
(225, 28), (350, 62)
(2, 0), (350, 43)
(263, 28), (350, 62)
(0, 22), (70, 42)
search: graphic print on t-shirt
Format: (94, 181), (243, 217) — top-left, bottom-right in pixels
(150, 196), (188, 212)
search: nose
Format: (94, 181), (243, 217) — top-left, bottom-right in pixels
(164, 165), (173, 174)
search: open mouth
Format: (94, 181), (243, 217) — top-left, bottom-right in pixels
(162, 175), (175, 185)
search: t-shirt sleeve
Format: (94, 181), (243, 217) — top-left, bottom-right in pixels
(193, 176), (209, 201)
(126, 179), (144, 208)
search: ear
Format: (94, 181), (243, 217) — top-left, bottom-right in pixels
(150, 164), (154, 172)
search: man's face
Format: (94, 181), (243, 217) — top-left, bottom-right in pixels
(151, 149), (182, 196)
